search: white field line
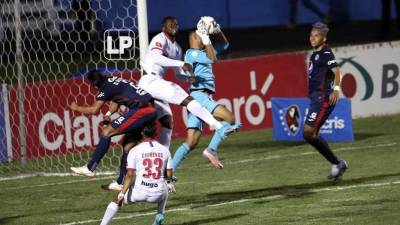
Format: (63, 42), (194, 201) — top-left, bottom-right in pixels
(58, 179), (400, 225)
(227, 142), (397, 165)
(1, 142), (397, 183)
(2, 175), (117, 191)
(0, 171), (116, 181)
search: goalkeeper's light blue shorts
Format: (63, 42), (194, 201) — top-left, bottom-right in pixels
(187, 90), (219, 131)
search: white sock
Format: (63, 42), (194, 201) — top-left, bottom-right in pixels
(186, 100), (222, 129)
(159, 127), (172, 148)
(100, 202), (119, 225)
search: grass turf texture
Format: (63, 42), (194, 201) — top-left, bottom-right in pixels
(0, 114), (399, 225)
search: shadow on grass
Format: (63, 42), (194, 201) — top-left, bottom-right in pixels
(0, 215), (29, 224)
(205, 172), (400, 205)
(162, 172), (400, 211)
(353, 132), (384, 141)
(221, 140), (307, 152)
(169, 213), (247, 225)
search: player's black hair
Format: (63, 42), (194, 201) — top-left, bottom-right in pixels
(87, 70), (106, 88)
(312, 22), (329, 36)
(142, 121), (157, 139)
(162, 16), (176, 26)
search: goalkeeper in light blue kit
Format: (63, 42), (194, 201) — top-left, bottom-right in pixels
(173, 17), (239, 171)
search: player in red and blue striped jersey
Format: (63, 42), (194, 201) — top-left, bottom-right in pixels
(69, 70), (157, 190)
(303, 22), (348, 182)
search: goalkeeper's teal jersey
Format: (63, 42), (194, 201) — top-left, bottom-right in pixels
(184, 42), (228, 93)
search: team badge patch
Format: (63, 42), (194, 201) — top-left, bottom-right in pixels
(279, 105), (301, 135)
(315, 54), (319, 61)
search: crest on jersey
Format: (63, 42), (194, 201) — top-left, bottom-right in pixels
(279, 105), (301, 135)
(315, 54), (319, 61)
(308, 61), (314, 75)
(155, 42), (162, 48)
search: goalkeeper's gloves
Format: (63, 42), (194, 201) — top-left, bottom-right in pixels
(196, 28), (211, 45)
(213, 23), (221, 34)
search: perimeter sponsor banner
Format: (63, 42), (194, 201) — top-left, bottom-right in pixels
(167, 53), (308, 137)
(7, 53), (307, 159)
(307, 41), (400, 117)
(271, 98), (354, 141)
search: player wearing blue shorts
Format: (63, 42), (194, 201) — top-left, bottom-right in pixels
(303, 22), (348, 182)
(172, 19), (239, 171)
(69, 70), (157, 189)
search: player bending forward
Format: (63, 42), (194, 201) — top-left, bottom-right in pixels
(100, 122), (174, 225)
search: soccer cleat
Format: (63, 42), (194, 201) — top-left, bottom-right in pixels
(171, 175), (178, 182)
(216, 122), (241, 139)
(101, 181), (123, 192)
(202, 148), (223, 169)
(153, 213), (164, 225)
(70, 165), (95, 177)
(328, 159), (348, 182)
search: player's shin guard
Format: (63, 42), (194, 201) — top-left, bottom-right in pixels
(308, 136), (340, 165)
(208, 132), (223, 153)
(159, 127), (172, 148)
(186, 100), (222, 129)
(87, 136), (111, 171)
(172, 143), (190, 171)
(100, 202), (119, 225)
(116, 151), (128, 184)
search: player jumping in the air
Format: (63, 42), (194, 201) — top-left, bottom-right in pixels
(173, 17), (237, 171)
(303, 22), (348, 182)
(69, 71), (157, 189)
(139, 16), (240, 143)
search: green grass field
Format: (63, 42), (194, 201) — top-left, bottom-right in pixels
(1, 114), (400, 225)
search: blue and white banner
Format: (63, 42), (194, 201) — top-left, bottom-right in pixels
(272, 98), (354, 142)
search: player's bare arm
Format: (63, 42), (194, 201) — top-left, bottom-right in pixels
(117, 169), (135, 205)
(69, 100), (104, 115)
(329, 67), (341, 106)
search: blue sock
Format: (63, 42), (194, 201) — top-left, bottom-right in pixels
(87, 136), (111, 171)
(172, 143), (190, 171)
(208, 132), (223, 153)
(116, 151), (128, 184)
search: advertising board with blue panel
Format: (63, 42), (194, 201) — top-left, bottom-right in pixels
(272, 98), (354, 142)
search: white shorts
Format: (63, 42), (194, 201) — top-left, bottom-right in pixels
(154, 100), (172, 119)
(139, 74), (189, 105)
(124, 187), (168, 213)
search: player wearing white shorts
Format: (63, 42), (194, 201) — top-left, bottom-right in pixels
(100, 122), (175, 225)
(139, 16), (240, 142)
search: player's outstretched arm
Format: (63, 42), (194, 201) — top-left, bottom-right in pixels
(150, 50), (185, 68)
(69, 100), (104, 115)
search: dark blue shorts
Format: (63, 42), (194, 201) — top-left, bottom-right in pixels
(305, 100), (335, 128)
(111, 105), (157, 134)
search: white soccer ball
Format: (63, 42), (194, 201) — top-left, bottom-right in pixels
(201, 16), (218, 34)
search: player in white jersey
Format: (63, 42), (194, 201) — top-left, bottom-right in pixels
(100, 122), (174, 225)
(139, 16), (240, 143)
